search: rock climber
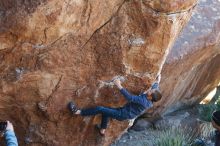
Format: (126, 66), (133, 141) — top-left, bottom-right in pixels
(0, 121), (18, 146)
(212, 110), (220, 146)
(68, 74), (162, 136)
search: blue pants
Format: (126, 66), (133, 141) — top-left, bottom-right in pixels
(81, 106), (125, 129)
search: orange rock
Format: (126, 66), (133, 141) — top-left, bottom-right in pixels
(0, 0), (197, 145)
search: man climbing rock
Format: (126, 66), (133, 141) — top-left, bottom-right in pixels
(68, 75), (162, 136)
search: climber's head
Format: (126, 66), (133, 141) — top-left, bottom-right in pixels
(147, 89), (162, 102)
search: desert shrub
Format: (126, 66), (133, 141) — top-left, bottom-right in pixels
(152, 127), (195, 146)
(199, 87), (220, 122)
(200, 122), (215, 142)
(198, 103), (216, 122)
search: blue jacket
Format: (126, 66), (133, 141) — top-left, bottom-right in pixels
(119, 82), (159, 119)
(4, 130), (18, 146)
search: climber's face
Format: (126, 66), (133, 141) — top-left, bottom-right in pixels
(147, 94), (152, 101)
(146, 89), (155, 101)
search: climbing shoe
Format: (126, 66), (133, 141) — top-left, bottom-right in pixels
(68, 101), (78, 114)
(95, 124), (105, 136)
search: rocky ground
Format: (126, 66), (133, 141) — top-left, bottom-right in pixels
(112, 106), (216, 146)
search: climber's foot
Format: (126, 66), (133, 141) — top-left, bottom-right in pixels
(95, 124), (105, 136)
(68, 101), (79, 114)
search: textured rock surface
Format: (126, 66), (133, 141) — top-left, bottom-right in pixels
(130, 119), (153, 131)
(112, 107), (215, 146)
(0, 0), (196, 146)
(157, 0), (220, 114)
(144, 0), (197, 13)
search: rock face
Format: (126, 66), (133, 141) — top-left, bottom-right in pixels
(0, 0), (197, 146)
(157, 0), (220, 114)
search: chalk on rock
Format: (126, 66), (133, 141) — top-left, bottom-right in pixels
(111, 76), (126, 83)
(15, 67), (25, 80)
(38, 101), (47, 112)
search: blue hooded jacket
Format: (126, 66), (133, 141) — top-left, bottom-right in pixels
(119, 82), (159, 119)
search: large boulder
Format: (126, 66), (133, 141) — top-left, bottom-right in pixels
(0, 0), (197, 145)
(156, 0), (220, 114)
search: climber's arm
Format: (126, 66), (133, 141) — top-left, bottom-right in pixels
(151, 74), (161, 90)
(113, 79), (142, 103)
(119, 88), (143, 103)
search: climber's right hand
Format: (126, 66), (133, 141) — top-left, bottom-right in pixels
(155, 74), (161, 83)
(113, 78), (121, 86)
(113, 79), (123, 90)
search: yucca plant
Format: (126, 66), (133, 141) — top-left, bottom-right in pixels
(152, 127), (196, 146)
(200, 122), (215, 139)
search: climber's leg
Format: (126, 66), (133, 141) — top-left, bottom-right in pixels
(68, 102), (122, 118)
(81, 106), (123, 135)
(80, 106), (122, 119)
(68, 102), (123, 135)
(100, 114), (109, 129)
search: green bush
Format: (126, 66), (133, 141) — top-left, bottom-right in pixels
(216, 98), (220, 110)
(198, 87), (220, 122)
(152, 127), (195, 146)
(198, 103), (216, 122)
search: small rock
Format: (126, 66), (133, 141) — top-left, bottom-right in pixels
(131, 119), (153, 131)
(38, 101), (47, 112)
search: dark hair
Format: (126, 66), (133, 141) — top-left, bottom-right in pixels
(151, 90), (162, 102)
